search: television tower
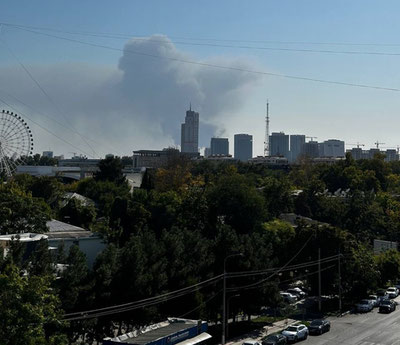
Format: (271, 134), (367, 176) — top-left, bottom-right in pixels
(264, 101), (270, 157)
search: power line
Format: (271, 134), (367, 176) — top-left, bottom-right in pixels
(0, 37), (99, 158)
(0, 98), (93, 157)
(0, 88), (123, 157)
(227, 235), (313, 292)
(10, 26), (400, 93)
(7, 24), (400, 57)
(63, 274), (223, 321)
(4, 22), (400, 48)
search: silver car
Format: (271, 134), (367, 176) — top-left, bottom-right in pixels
(282, 324), (308, 342)
(356, 299), (373, 312)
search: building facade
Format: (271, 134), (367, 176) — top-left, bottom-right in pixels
(234, 134), (253, 161)
(289, 134), (305, 162)
(210, 138), (229, 156)
(320, 139), (345, 158)
(302, 141), (320, 158)
(269, 132), (289, 159)
(181, 107), (199, 153)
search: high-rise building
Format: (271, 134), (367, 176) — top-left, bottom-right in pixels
(302, 141), (319, 158)
(289, 135), (305, 162)
(42, 151), (53, 158)
(210, 138), (229, 156)
(234, 134), (253, 161)
(204, 147), (211, 158)
(320, 139), (345, 158)
(385, 149), (398, 162)
(349, 147), (363, 160)
(181, 107), (199, 153)
(270, 132), (289, 159)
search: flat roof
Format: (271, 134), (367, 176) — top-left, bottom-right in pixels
(126, 322), (194, 344)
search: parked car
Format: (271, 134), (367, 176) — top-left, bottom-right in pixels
(262, 334), (287, 345)
(282, 324), (308, 342)
(242, 340), (261, 345)
(367, 295), (379, 308)
(379, 300), (396, 313)
(280, 292), (297, 303)
(287, 288), (306, 299)
(386, 287), (399, 299)
(307, 319), (331, 335)
(376, 289), (389, 305)
(356, 299), (373, 312)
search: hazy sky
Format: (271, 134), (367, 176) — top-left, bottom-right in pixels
(1, 1), (400, 158)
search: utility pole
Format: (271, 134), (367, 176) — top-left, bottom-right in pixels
(264, 101), (270, 157)
(222, 254), (242, 345)
(338, 248), (342, 314)
(318, 248), (321, 313)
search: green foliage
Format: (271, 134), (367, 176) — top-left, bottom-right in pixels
(0, 183), (52, 235)
(59, 198), (96, 230)
(0, 264), (66, 345)
(95, 156), (125, 184)
(375, 249), (400, 286)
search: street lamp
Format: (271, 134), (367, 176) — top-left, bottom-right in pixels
(226, 294), (240, 339)
(222, 253), (243, 345)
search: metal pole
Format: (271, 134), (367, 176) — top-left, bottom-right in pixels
(338, 249), (342, 313)
(222, 268), (226, 345)
(318, 248), (321, 312)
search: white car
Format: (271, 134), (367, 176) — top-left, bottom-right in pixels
(280, 292), (297, 303)
(386, 287), (399, 299)
(367, 295), (379, 308)
(287, 287), (306, 299)
(356, 299), (373, 312)
(242, 340), (261, 345)
(282, 324), (308, 342)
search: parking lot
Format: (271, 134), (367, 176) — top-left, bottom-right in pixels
(230, 296), (400, 345)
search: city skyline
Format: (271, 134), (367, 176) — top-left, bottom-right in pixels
(1, 1), (400, 158)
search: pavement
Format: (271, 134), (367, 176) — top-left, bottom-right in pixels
(226, 296), (400, 345)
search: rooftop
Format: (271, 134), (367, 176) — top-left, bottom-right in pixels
(46, 219), (93, 239)
(106, 318), (203, 345)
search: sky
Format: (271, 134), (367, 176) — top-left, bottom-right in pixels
(1, 1), (400, 158)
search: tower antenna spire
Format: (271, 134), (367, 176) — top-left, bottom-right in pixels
(264, 100), (270, 157)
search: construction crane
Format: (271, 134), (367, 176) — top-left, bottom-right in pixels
(306, 136), (318, 142)
(346, 143), (365, 149)
(374, 141), (385, 149)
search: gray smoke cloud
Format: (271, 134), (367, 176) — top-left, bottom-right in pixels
(0, 35), (260, 156)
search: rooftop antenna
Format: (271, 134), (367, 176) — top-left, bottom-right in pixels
(189, 102), (191, 111)
(264, 101), (270, 157)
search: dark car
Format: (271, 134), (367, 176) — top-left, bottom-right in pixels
(308, 319), (331, 335)
(262, 334), (287, 345)
(379, 300), (396, 313)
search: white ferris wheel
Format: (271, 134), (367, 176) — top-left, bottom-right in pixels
(0, 109), (33, 177)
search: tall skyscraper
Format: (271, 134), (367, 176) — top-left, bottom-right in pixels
(181, 106), (199, 153)
(234, 134), (253, 161)
(270, 132), (289, 159)
(290, 135), (305, 162)
(210, 138), (229, 155)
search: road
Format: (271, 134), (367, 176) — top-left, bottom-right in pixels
(304, 297), (400, 345)
(230, 296), (400, 345)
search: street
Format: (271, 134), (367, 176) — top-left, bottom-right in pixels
(230, 296), (400, 345)
(306, 299), (400, 345)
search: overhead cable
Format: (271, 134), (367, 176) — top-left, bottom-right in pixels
(10, 27), (400, 93)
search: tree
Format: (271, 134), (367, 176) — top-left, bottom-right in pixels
(0, 264), (67, 345)
(0, 183), (52, 235)
(95, 156), (125, 184)
(59, 198), (96, 230)
(375, 249), (400, 286)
